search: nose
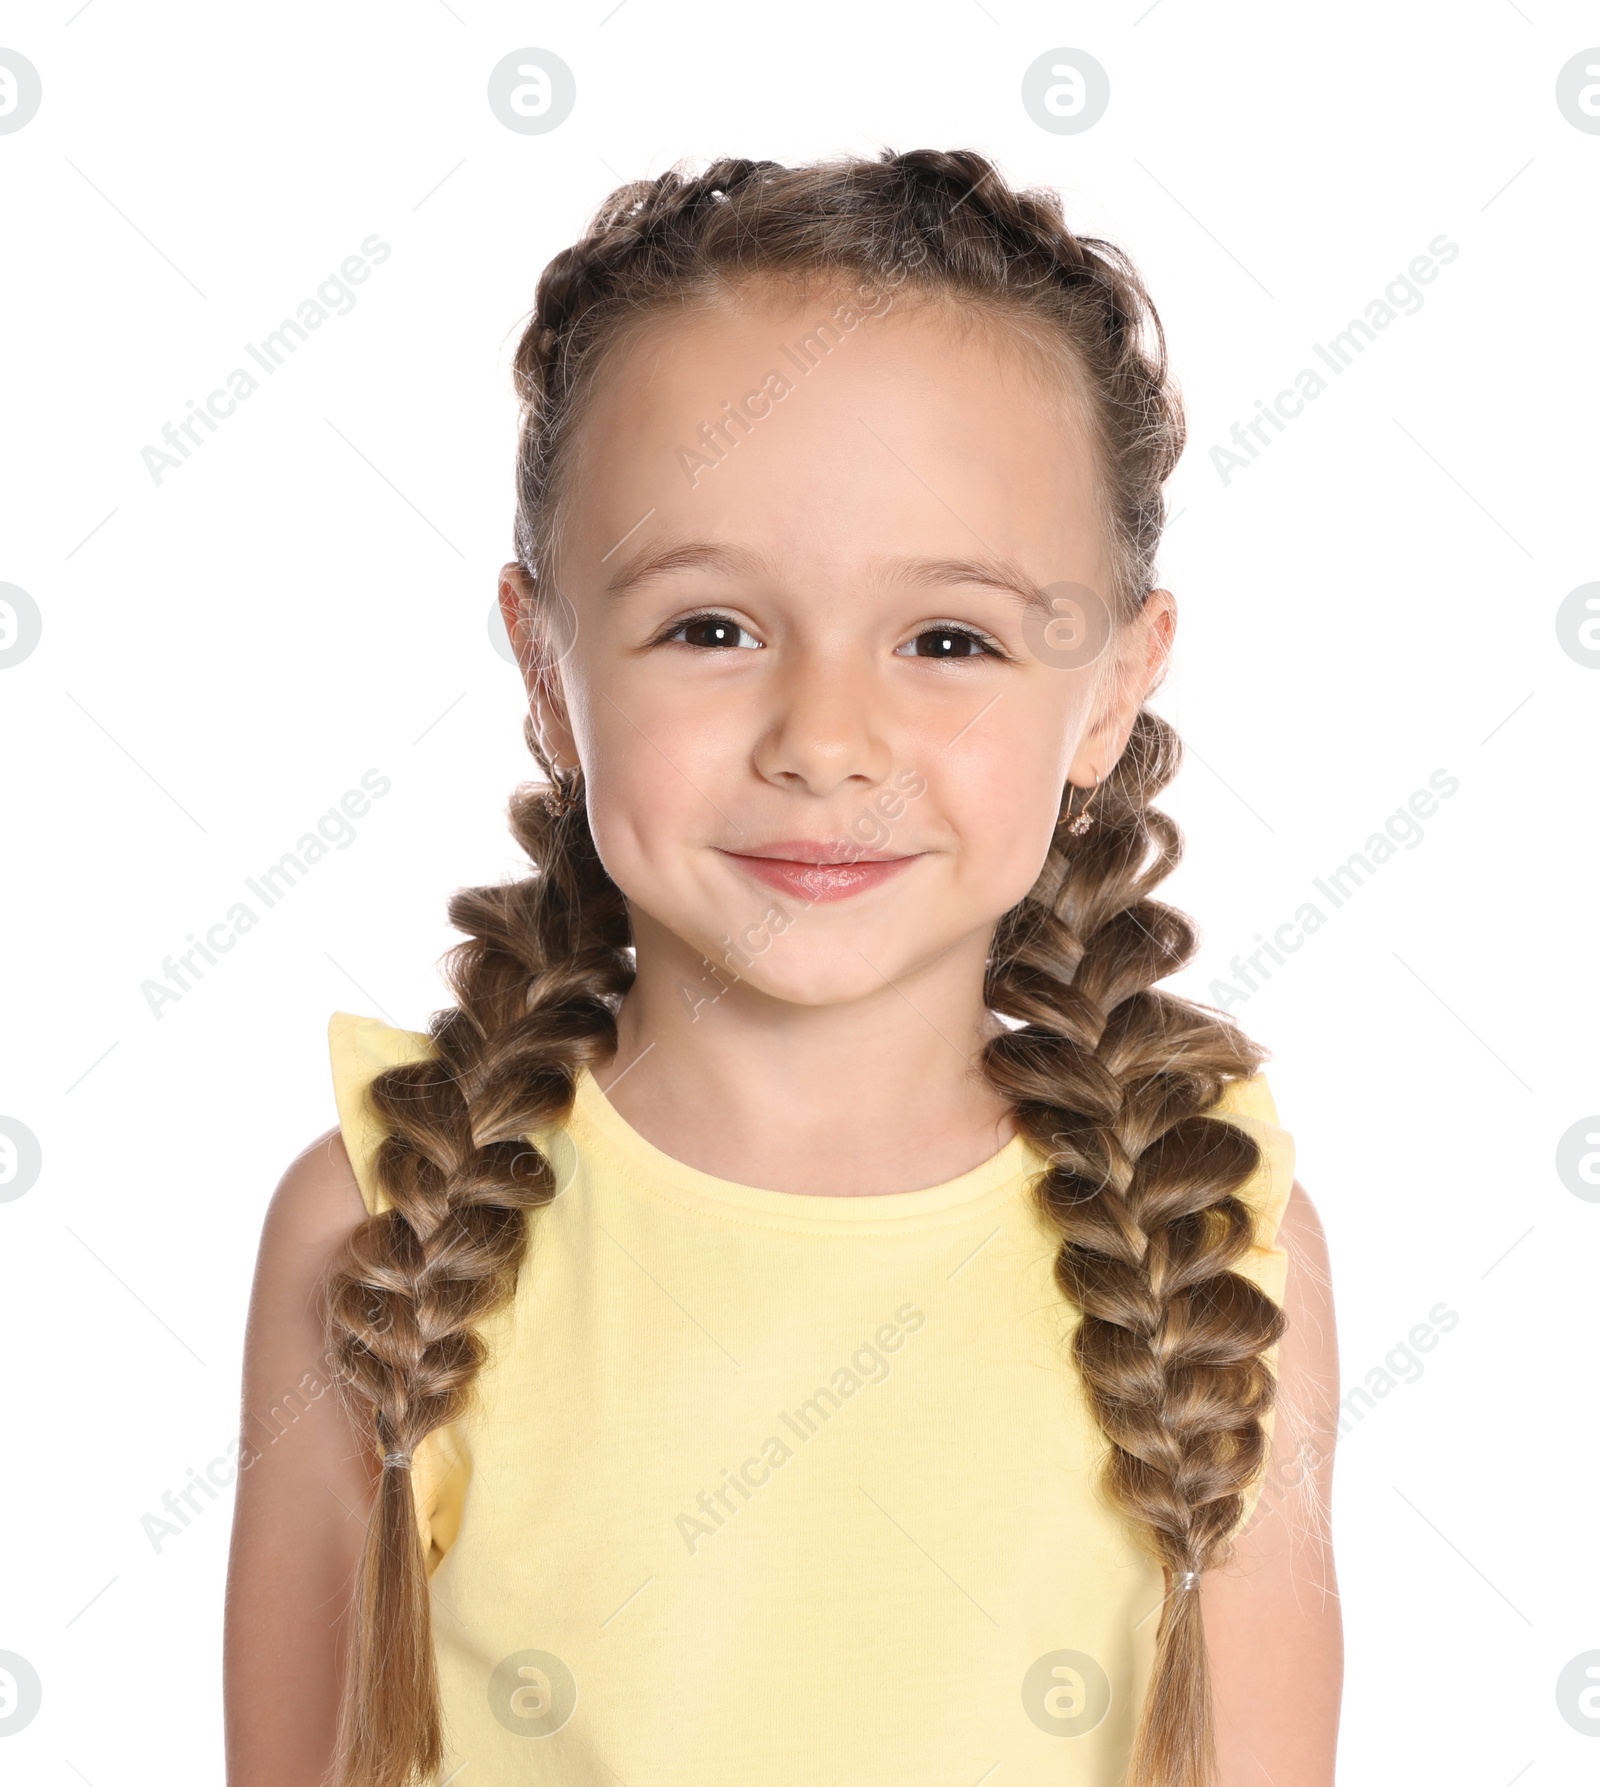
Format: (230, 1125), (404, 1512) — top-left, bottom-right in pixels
(750, 647), (895, 797)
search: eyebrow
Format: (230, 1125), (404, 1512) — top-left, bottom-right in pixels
(605, 539), (1056, 615)
(605, 539), (772, 597)
(892, 552), (1056, 617)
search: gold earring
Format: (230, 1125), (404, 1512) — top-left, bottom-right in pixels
(542, 763), (584, 817)
(1057, 769), (1102, 835)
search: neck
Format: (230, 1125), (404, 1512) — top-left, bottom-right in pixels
(598, 916), (1017, 1197)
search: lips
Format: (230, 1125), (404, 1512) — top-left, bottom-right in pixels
(717, 842), (919, 904)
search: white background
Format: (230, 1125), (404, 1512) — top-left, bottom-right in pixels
(2, 2), (1596, 1780)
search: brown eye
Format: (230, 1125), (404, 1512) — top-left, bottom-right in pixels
(663, 613), (761, 650)
(901, 626), (997, 659)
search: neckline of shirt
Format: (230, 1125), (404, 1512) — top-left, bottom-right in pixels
(561, 1064), (1042, 1235)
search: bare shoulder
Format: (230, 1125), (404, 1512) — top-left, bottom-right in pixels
(226, 1129), (379, 1783)
(1278, 1177), (1338, 1376)
(1281, 1174), (1332, 1264)
(260, 1125), (370, 1254)
(1253, 1175), (1340, 1507)
(237, 1124), (373, 1421)
(1204, 1175), (1344, 1785)
(1267, 1176), (1341, 1533)
(239, 1128), (371, 1355)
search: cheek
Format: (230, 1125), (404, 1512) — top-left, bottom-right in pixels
(940, 721), (1071, 900)
(571, 680), (738, 915)
(580, 730), (695, 878)
(567, 635), (743, 795)
(961, 781), (1060, 905)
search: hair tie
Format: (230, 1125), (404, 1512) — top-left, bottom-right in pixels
(382, 1451), (413, 1471)
(1175, 1569), (1199, 1592)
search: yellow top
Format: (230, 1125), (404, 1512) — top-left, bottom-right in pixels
(328, 1010), (1295, 1786)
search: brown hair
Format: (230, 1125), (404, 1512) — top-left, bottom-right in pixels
(323, 147), (1285, 1787)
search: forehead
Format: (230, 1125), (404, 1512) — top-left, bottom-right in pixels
(557, 278), (1108, 596)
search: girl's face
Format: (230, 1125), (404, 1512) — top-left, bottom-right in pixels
(505, 282), (1172, 1009)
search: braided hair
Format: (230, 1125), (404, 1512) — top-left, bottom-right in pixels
(323, 147), (1285, 1787)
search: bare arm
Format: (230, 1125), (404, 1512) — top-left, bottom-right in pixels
(224, 1128), (380, 1787)
(1205, 1178), (1344, 1786)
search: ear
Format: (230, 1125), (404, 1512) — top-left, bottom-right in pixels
(497, 561), (579, 773)
(1068, 587), (1177, 785)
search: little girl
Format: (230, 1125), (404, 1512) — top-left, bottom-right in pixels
(225, 148), (1341, 1787)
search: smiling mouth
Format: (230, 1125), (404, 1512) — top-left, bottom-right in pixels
(716, 843), (920, 904)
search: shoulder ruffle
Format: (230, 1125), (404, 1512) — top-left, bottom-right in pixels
(327, 1010), (436, 1217)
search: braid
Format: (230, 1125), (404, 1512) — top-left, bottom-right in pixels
(323, 780), (631, 1787)
(327, 146), (1280, 1786)
(984, 709), (1285, 1787)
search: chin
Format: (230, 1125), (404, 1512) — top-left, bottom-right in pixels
(724, 909), (999, 1007)
(700, 935), (907, 1010)
(730, 965), (899, 1010)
